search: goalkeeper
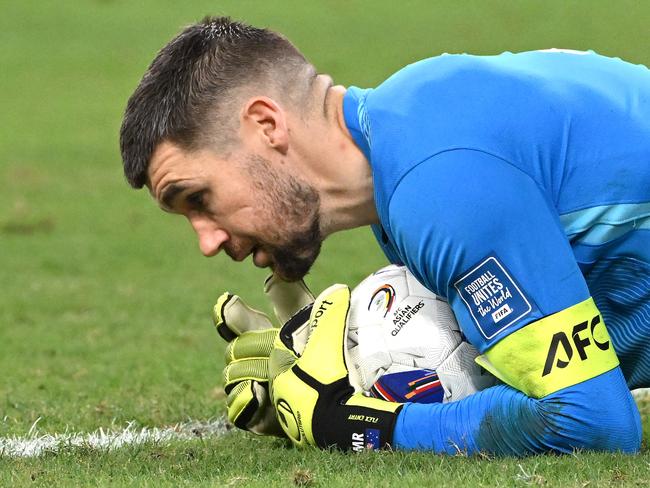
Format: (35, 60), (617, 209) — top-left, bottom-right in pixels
(119, 17), (650, 455)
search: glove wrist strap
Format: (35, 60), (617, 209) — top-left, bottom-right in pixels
(294, 367), (402, 451)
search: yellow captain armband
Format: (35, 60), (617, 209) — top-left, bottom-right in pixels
(475, 298), (619, 398)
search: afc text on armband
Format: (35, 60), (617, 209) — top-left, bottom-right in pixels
(477, 298), (618, 398)
(542, 314), (609, 377)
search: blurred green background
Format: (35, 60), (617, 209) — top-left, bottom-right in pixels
(1, 0), (649, 469)
(0, 0), (650, 487)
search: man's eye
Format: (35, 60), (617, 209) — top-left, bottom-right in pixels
(186, 191), (204, 209)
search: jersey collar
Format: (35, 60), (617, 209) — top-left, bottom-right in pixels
(342, 86), (372, 163)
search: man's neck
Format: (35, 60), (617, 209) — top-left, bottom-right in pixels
(312, 82), (378, 236)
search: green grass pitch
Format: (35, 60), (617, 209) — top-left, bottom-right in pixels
(1, 1), (650, 485)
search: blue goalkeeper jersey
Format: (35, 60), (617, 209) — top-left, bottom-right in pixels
(343, 50), (650, 454)
(344, 49), (650, 388)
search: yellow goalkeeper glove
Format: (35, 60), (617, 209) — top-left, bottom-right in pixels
(269, 284), (403, 451)
(213, 274), (313, 436)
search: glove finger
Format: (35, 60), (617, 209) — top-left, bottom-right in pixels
(226, 381), (284, 436)
(226, 380), (261, 430)
(277, 303), (313, 357)
(213, 292), (274, 341)
(264, 274), (314, 324)
(297, 284), (352, 385)
(223, 357), (269, 391)
(225, 329), (279, 363)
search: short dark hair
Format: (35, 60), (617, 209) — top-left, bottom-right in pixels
(120, 16), (314, 188)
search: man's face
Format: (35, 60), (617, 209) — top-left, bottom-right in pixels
(147, 141), (323, 281)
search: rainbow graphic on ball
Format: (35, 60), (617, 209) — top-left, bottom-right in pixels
(368, 284), (396, 318)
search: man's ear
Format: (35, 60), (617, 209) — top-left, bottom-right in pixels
(241, 97), (289, 154)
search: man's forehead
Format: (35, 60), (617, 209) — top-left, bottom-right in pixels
(147, 142), (206, 194)
(147, 142), (235, 201)
(148, 142), (229, 178)
(147, 141), (185, 186)
(146, 143), (202, 209)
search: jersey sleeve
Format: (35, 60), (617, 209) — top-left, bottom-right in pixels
(387, 149), (588, 351)
(387, 149), (624, 397)
(392, 366), (641, 454)
(385, 149), (639, 454)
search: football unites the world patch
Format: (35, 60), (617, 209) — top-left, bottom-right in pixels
(454, 254), (533, 339)
(369, 369), (445, 403)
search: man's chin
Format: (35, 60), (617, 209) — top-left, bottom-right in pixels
(270, 248), (320, 282)
(264, 218), (323, 281)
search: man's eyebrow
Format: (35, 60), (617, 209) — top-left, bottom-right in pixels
(160, 183), (189, 210)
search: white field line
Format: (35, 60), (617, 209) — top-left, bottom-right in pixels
(0, 418), (230, 458)
(4, 390), (648, 458)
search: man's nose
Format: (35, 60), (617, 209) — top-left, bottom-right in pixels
(189, 217), (229, 257)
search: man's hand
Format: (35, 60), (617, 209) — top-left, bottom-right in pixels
(213, 275), (313, 436)
(269, 284), (404, 451)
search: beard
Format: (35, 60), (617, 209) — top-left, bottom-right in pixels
(265, 216), (321, 281)
(244, 155), (323, 281)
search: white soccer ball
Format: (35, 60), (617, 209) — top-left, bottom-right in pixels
(347, 265), (496, 403)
